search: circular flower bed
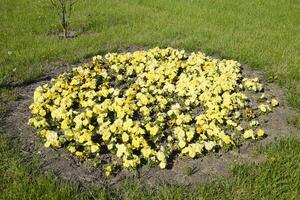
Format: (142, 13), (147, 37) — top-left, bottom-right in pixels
(28, 47), (278, 175)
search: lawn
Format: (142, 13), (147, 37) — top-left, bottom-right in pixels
(0, 0), (299, 199)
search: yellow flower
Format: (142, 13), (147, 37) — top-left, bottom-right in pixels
(271, 99), (279, 107)
(149, 126), (159, 136)
(157, 151), (166, 162)
(123, 119), (133, 130)
(39, 109), (47, 116)
(28, 47), (278, 172)
(236, 125), (243, 131)
(244, 129), (255, 139)
(196, 126), (204, 134)
(132, 137), (140, 148)
(249, 120), (259, 127)
(140, 106), (150, 116)
(204, 141), (215, 151)
(68, 146), (76, 153)
(186, 130), (194, 142)
(91, 144), (100, 153)
(75, 151), (84, 158)
(116, 144), (128, 158)
(82, 119), (89, 126)
(61, 119), (70, 130)
(188, 149), (196, 158)
(107, 143), (114, 150)
(86, 110), (93, 118)
(178, 140), (186, 148)
(102, 131), (111, 141)
(221, 135), (232, 144)
(105, 165), (112, 176)
(141, 148), (152, 158)
(44, 131), (60, 148)
(159, 162), (167, 169)
(258, 104), (271, 113)
(157, 114), (164, 122)
(139, 94), (149, 105)
(122, 133), (129, 142)
(117, 74), (123, 81)
(257, 129), (265, 137)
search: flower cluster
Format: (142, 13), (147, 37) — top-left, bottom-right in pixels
(28, 47), (278, 174)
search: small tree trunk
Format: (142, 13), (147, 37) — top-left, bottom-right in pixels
(61, 1), (68, 38)
(64, 27), (68, 38)
(50, 0), (76, 39)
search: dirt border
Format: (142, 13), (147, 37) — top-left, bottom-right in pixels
(3, 50), (299, 188)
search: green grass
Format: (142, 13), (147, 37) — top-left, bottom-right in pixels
(1, 133), (299, 200)
(1, 0), (300, 199)
(0, 134), (105, 200)
(1, 0), (300, 108)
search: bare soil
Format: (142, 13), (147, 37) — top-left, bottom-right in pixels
(3, 58), (299, 188)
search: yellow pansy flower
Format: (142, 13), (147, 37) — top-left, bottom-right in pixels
(257, 129), (265, 137)
(271, 99), (279, 107)
(244, 129), (255, 139)
(28, 47), (277, 172)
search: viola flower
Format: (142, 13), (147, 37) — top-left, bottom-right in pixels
(28, 47), (278, 174)
(257, 129), (265, 137)
(243, 129), (255, 139)
(271, 99), (279, 107)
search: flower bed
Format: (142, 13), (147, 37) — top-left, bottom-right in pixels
(28, 47), (278, 175)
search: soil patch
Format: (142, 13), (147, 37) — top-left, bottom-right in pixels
(3, 56), (299, 188)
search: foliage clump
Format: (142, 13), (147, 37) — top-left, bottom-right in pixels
(29, 47), (278, 174)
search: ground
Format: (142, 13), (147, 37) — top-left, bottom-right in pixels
(0, 0), (299, 199)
